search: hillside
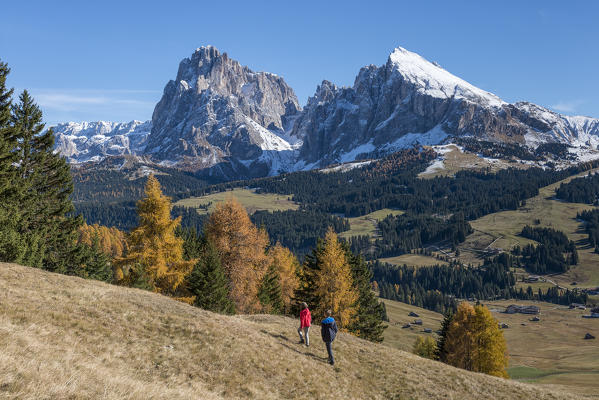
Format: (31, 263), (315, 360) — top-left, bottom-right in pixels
(381, 298), (599, 397)
(0, 263), (585, 400)
(459, 167), (599, 288)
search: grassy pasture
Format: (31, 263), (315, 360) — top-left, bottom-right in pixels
(0, 263), (582, 400)
(339, 208), (403, 239)
(459, 168), (599, 287)
(174, 188), (298, 215)
(382, 297), (599, 397)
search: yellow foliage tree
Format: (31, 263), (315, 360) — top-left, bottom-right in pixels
(313, 228), (358, 329)
(267, 243), (300, 314)
(78, 223), (128, 258)
(413, 336), (437, 359)
(204, 198), (269, 313)
(114, 175), (194, 302)
(444, 302), (509, 378)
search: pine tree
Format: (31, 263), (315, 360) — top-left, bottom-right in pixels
(258, 264), (284, 314)
(267, 243), (300, 314)
(204, 198), (269, 313)
(293, 241), (322, 316)
(443, 302), (508, 377)
(311, 228), (358, 329)
(115, 175), (195, 302)
(0, 60), (25, 263)
(78, 234), (112, 282)
(435, 311), (453, 362)
(345, 246), (387, 342)
(187, 239), (235, 314)
(8, 90), (81, 271)
(413, 336), (437, 359)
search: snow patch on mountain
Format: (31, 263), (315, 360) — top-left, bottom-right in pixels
(53, 120), (151, 163)
(389, 47), (505, 108)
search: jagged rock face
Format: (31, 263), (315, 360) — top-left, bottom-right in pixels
(145, 46), (301, 177)
(293, 47), (599, 167)
(53, 120), (151, 163)
(294, 48), (523, 166)
(53, 46), (599, 176)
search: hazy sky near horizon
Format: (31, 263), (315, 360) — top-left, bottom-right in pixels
(1, 0), (598, 124)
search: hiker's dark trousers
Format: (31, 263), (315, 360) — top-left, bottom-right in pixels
(325, 341), (334, 364)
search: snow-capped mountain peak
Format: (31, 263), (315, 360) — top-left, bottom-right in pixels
(388, 47), (505, 108)
(53, 120), (151, 163)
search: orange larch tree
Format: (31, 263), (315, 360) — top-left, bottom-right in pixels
(267, 243), (300, 314)
(204, 197), (269, 313)
(313, 227), (358, 329)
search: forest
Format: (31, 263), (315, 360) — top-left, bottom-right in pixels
(555, 172), (599, 204)
(372, 254), (587, 313)
(577, 209), (599, 252)
(514, 226), (578, 274)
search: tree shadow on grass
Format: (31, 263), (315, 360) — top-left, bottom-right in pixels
(260, 329), (329, 364)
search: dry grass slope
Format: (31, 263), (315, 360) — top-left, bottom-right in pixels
(0, 263), (586, 400)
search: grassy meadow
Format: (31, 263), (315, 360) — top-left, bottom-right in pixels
(0, 263), (584, 400)
(174, 188), (298, 215)
(338, 208), (403, 239)
(458, 168), (599, 287)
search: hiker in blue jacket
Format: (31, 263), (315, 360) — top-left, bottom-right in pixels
(320, 309), (338, 365)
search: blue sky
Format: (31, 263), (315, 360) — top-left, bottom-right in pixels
(1, 0), (597, 125)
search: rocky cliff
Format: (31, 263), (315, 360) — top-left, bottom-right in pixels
(144, 46), (302, 178)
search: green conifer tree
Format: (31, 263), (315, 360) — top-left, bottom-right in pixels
(0, 60), (26, 263)
(344, 246), (387, 342)
(10, 90), (82, 271)
(258, 264), (284, 314)
(292, 239), (323, 315)
(187, 239), (235, 314)
(435, 311), (454, 361)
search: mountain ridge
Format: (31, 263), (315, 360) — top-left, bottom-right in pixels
(52, 45), (599, 177)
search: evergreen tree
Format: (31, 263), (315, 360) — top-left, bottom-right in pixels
(0, 60), (25, 263)
(292, 240), (322, 316)
(78, 234), (112, 282)
(345, 246), (387, 342)
(435, 311), (454, 362)
(187, 239), (235, 314)
(115, 175), (195, 302)
(258, 264), (284, 314)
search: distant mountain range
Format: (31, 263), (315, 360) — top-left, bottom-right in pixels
(53, 45), (599, 179)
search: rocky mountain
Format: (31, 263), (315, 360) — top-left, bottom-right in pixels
(145, 45), (302, 178)
(293, 47), (599, 167)
(53, 120), (151, 163)
(54, 45), (599, 175)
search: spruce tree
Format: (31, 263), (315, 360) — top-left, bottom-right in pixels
(0, 61), (26, 263)
(292, 240), (322, 316)
(435, 311), (454, 362)
(8, 90), (81, 270)
(187, 239), (235, 314)
(258, 264), (284, 314)
(78, 234), (112, 282)
(344, 245), (387, 342)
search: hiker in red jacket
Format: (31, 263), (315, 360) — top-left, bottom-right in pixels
(298, 302), (311, 346)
